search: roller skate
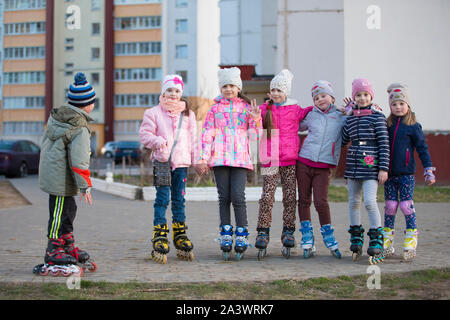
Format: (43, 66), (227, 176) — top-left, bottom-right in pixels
(348, 225), (364, 262)
(62, 233), (97, 273)
(33, 238), (82, 277)
(368, 227), (385, 265)
(151, 224), (170, 264)
(320, 224), (341, 259)
(300, 221), (316, 259)
(219, 224), (233, 261)
(172, 222), (194, 261)
(403, 229), (418, 261)
(255, 227), (270, 261)
(234, 226), (249, 261)
(281, 226), (296, 259)
(382, 227), (395, 257)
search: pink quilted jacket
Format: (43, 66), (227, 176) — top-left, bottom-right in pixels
(259, 99), (313, 167)
(200, 96), (262, 170)
(139, 104), (198, 170)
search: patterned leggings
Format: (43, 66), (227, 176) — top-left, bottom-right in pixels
(257, 165), (297, 229)
(384, 175), (417, 229)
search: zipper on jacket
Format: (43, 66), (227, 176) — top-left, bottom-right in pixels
(389, 117), (401, 175)
(406, 148), (410, 167)
(229, 99), (235, 165)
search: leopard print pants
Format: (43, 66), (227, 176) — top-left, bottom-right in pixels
(257, 165), (297, 229)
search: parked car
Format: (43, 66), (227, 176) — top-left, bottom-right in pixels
(114, 141), (142, 163)
(0, 140), (40, 178)
(101, 141), (117, 158)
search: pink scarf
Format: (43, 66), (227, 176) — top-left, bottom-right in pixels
(159, 95), (186, 117)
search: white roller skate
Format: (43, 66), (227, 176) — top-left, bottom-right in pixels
(382, 227), (395, 257)
(403, 229), (418, 261)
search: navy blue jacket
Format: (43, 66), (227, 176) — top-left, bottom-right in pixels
(342, 106), (390, 180)
(387, 116), (432, 177)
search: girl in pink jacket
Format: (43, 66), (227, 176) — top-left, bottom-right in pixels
(139, 74), (197, 264)
(254, 69), (312, 260)
(198, 67), (262, 261)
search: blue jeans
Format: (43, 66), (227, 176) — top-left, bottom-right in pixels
(153, 168), (187, 226)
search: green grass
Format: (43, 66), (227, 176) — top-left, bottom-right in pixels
(0, 268), (448, 300)
(327, 185), (450, 202)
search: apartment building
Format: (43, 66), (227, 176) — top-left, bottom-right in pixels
(1, 0), (47, 145)
(1, 0), (220, 152)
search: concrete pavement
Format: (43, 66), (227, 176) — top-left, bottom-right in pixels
(0, 175), (449, 284)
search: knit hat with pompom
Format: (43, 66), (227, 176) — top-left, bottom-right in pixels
(68, 72), (96, 108)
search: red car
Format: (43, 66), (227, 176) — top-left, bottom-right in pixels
(0, 140), (40, 178)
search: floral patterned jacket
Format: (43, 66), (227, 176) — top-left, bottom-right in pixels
(199, 96), (262, 170)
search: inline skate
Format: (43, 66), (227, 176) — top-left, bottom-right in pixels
(281, 226), (296, 259)
(300, 221), (316, 259)
(403, 229), (418, 261)
(234, 226), (249, 261)
(320, 224), (341, 259)
(151, 224), (170, 264)
(33, 238), (82, 277)
(255, 227), (270, 261)
(62, 232), (97, 273)
(219, 224), (233, 261)
(382, 227), (395, 257)
(368, 227), (385, 265)
(348, 225), (364, 262)
(172, 222), (194, 261)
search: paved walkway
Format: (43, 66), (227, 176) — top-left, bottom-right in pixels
(0, 175), (449, 284)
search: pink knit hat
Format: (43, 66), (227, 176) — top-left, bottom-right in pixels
(352, 78), (374, 100)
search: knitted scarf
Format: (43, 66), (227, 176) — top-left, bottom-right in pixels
(159, 95), (186, 117)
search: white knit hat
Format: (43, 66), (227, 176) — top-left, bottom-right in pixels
(161, 74), (184, 95)
(270, 69), (294, 96)
(218, 67), (242, 90)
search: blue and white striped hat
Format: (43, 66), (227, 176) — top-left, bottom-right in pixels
(67, 73), (96, 108)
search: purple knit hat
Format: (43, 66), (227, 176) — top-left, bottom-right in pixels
(352, 78), (374, 100)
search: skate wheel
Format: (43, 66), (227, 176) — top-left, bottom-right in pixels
(51, 269), (61, 277)
(303, 248), (314, 259)
(403, 250), (416, 261)
(282, 247), (291, 259)
(369, 255), (384, 265)
(151, 251), (167, 264)
(87, 261), (98, 272)
(62, 269), (72, 277)
(352, 252), (360, 262)
(223, 252), (229, 261)
(236, 252), (242, 261)
(384, 247), (395, 257)
(332, 249), (342, 259)
(257, 249), (266, 261)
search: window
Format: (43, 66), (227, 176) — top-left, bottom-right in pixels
(114, 0), (161, 4)
(91, 73), (100, 85)
(92, 23), (101, 35)
(4, 46), (45, 60)
(175, 19), (188, 33)
(3, 96), (45, 109)
(176, 0), (188, 8)
(114, 16), (161, 30)
(91, 0), (101, 10)
(176, 45), (188, 59)
(176, 71), (188, 84)
(5, 0), (46, 11)
(4, 22), (46, 35)
(114, 94), (159, 107)
(92, 48), (100, 60)
(114, 68), (162, 81)
(2, 122), (44, 135)
(4, 72), (45, 84)
(114, 41), (161, 55)
(114, 120), (143, 135)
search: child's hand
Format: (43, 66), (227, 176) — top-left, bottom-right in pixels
(249, 99), (261, 119)
(342, 97), (353, 108)
(80, 189), (93, 205)
(196, 163), (209, 176)
(424, 168), (436, 186)
(378, 170), (388, 185)
(372, 103), (383, 111)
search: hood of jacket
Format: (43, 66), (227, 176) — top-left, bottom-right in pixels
(46, 105), (93, 141)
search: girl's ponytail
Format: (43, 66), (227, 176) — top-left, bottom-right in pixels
(264, 99), (274, 139)
(238, 92), (252, 104)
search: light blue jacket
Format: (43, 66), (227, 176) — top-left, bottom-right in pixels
(299, 104), (347, 166)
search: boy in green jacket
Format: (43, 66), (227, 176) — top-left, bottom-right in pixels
(37, 73), (96, 275)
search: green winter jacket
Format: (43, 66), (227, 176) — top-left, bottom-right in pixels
(39, 105), (93, 196)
